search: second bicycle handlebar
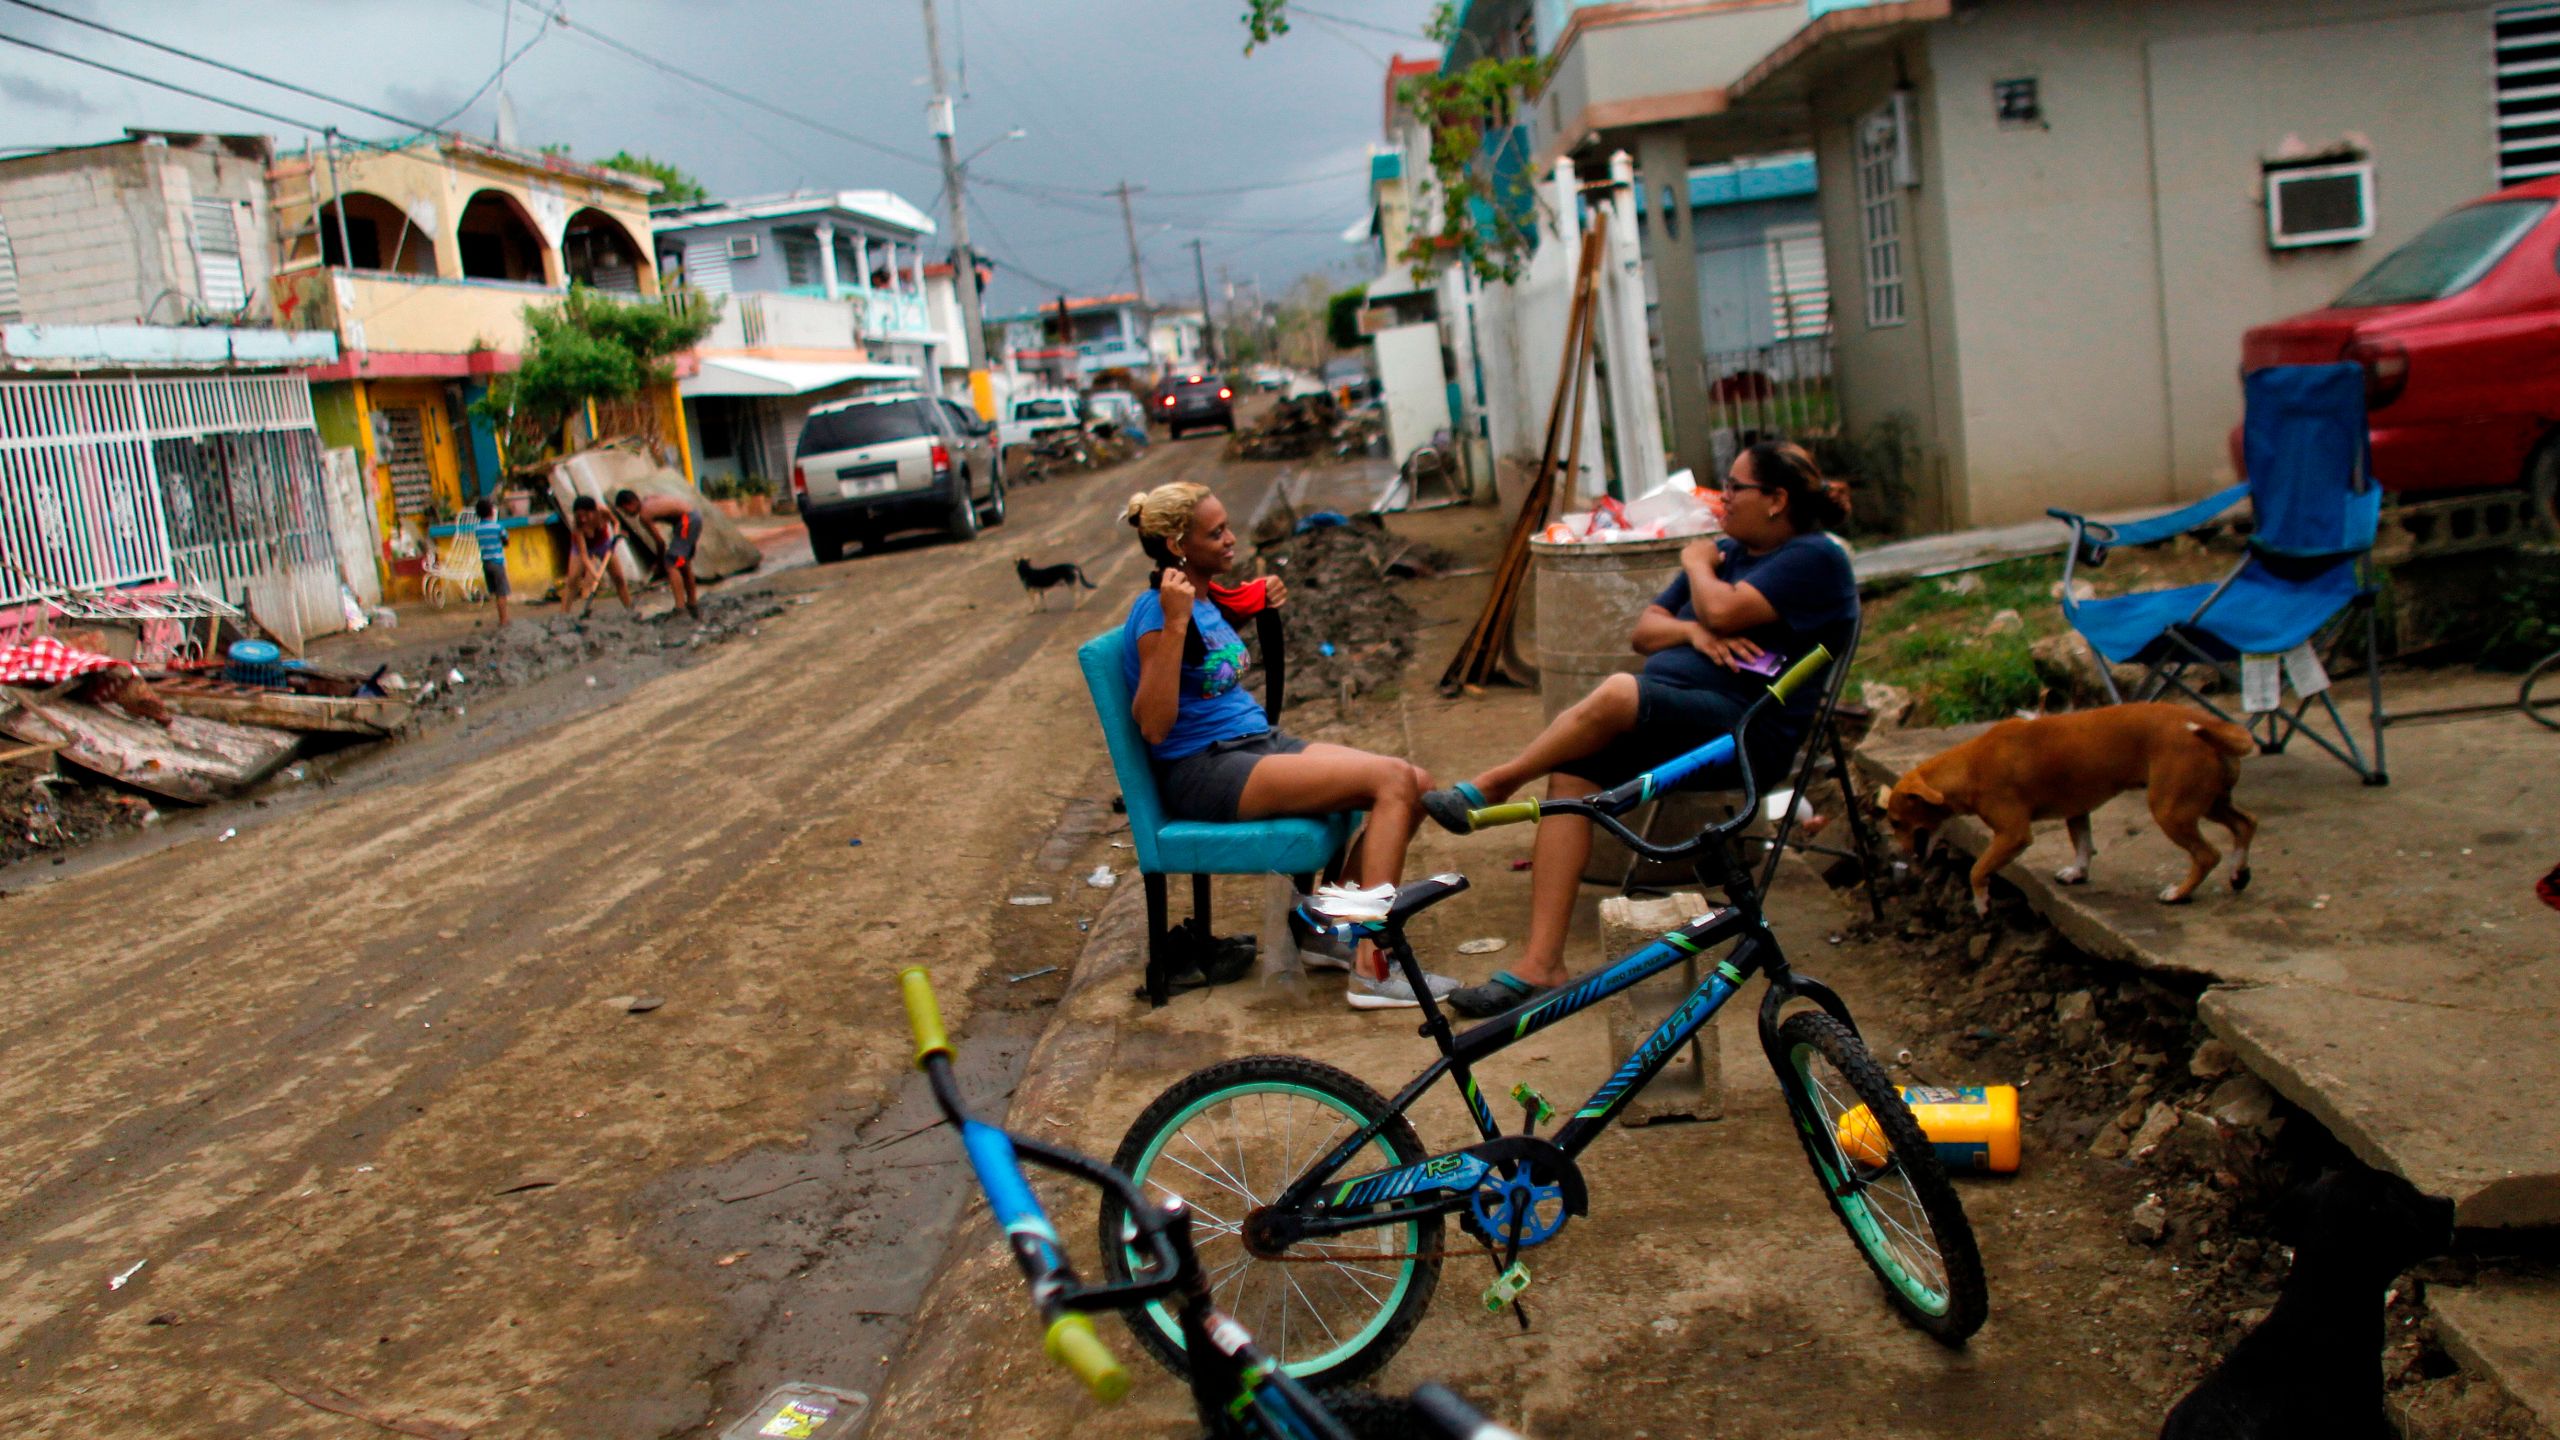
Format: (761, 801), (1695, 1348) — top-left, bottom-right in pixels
(1463, 645), (1834, 860)
(900, 967), (1134, 1403)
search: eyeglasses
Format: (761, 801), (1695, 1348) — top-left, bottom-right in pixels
(1722, 481), (1776, 498)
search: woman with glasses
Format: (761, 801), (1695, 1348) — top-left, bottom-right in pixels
(1421, 441), (1859, 1018)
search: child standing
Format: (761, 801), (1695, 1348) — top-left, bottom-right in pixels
(472, 496), (512, 627)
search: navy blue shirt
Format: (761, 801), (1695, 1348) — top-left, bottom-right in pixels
(1642, 534), (1858, 720)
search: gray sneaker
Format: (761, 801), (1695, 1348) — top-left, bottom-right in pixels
(1346, 967), (1460, 1010)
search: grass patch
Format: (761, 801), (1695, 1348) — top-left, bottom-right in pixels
(1853, 557), (2073, 724)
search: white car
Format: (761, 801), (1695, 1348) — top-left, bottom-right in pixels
(998, 393), (1083, 450)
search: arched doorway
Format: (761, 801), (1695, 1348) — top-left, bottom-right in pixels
(310, 192), (438, 274)
(562, 207), (652, 293)
(455, 189), (549, 283)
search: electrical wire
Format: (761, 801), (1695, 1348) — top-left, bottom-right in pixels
(505, 0), (943, 177)
(1288, 5), (1433, 42)
(0, 32), (331, 131)
(0, 0), (437, 132)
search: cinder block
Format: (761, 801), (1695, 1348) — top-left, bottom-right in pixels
(1598, 891), (1723, 1124)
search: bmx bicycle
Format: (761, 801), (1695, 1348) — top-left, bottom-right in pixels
(1100, 647), (1989, 1387)
(899, 967), (1522, 1438)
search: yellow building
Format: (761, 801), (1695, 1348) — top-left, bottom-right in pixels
(268, 136), (693, 601)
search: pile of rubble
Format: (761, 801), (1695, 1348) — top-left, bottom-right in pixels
(1248, 515), (1450, 705)
(400, 589), (789, 706)
(1227, 393), (1383, 462)
(1011, 424), (1143, 485)
(1, 769), (155, 868)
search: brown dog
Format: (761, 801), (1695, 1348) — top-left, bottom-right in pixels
(1880, 702), (2258, 914)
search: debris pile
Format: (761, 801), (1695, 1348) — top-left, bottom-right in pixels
(2, 770), (155, 866)
(1249, 515), (1451, 705)
(406, 590), (786, 705)
(1227, 393), (1383, 462)
(1012, 424), (1143, 484)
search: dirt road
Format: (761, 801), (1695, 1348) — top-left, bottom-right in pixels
(0, 434), (1268, 1437)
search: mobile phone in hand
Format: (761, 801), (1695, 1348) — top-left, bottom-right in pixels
(1734, 648), (1785, 678)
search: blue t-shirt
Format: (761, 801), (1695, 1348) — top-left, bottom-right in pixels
(1123, 589), (1270, 762)
(473, 518), (508, 567)
(1642, 534), (1858, 723)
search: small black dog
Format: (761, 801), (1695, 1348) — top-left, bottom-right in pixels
(2160, 1167), (2456, 1440)
(1016, 557), (1097, 611)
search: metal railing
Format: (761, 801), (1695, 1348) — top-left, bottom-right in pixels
(1700, 334), (1838, 446)
(1, 376), (341, 643)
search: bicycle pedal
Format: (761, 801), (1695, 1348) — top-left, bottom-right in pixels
(1511, 1082), (1553, 1131)
(1481, 1261), (1531, 1315)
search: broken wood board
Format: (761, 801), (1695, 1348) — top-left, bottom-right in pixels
(0, 689), (297, 804)
(151, 678), (411, 737)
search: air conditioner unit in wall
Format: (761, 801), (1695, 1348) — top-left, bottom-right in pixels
(2266, 160), (2374, 249)
(726, 234), (762, 260)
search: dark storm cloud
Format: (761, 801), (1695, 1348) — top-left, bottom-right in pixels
(0, 73), (94, 117)
(0, 0), (1435, 305)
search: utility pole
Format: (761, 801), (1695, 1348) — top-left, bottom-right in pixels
(1112, 181), (1149, 311)
(1190, 238), (1217, 368)
(920, 0), (992, 414)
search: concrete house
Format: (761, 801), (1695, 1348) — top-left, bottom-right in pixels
(1452, 0), (2528, 530)
(991, 294), (1152, 385)
(1714, 0), (2519, 529)
(267, 135), (683, 600)
(0, 130), (352, 650)
(651, 191), (941, 494)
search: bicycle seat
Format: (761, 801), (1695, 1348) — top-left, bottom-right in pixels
(1387, 873), (1469, 926)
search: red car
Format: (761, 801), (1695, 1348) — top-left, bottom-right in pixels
(2239, 178), (2560, 532)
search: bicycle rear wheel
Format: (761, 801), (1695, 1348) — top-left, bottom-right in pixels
(1772, 1011), (1988, 1344)
(1103, 1055), (1442, 1388)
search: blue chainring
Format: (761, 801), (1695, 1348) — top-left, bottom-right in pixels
(1469, 1169), (1569, 1249)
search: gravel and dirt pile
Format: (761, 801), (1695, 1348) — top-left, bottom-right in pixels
(1226, 392), (1383, 461)
(396, 588), (791, 708)
(1852, 858), (2545, 1436)
(1250, 515), (1452, 706)
(0, 769), (156, 869)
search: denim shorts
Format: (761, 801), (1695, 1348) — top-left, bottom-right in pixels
(1155, 730), (1308, 823)
(1563, 678), (1799, 793)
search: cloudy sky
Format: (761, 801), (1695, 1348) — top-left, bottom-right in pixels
(0, 0), (1439, 312)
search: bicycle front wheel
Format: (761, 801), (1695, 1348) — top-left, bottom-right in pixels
(1773, 1011), (1988, 1344)
(1103, 1054), (1442, 1388)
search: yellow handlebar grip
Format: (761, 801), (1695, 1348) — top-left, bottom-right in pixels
(1769, 644), (1834, 705)
(1467, 800), (1543, 831)
(1044, 1313), (1130, 1403)
(900, 967), (953, 1068)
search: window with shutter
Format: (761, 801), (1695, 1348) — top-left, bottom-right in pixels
(191, 198), (248, 313)
(2497, 4), (2560, 182)
(685, 239), (734, 295)
(1764, 223), (1832, 340)
(1855, 105), (1907, 328)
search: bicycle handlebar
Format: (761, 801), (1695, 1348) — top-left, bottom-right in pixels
(1463, 645), (1833, 865)
(899, 966), (1136, 1403)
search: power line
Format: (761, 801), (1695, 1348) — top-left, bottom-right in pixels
(0, 32), (331, 132)
(505, 0), (943, 177)
(0, 0), (436, 131)
(1289, 5), (1433, 42)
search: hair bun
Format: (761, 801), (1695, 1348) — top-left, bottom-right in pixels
(1122, 492), (1149, 526)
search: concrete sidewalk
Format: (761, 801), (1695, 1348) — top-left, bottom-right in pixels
(1855, 669), (2560, 1430)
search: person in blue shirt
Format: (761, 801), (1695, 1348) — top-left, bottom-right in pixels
(1419, 442), (1859, 1018)
(1122, 481), (1455, 1010)
(471, 496), (512, 627)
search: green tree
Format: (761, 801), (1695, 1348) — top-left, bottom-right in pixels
(535, 144), (709, 205)
(1242, 3), (1547, 283)
(1326, 284), (1368, 352)
(474, 287), (719, 467)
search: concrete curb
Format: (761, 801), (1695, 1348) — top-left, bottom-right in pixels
(861, 880), (1148, 1439)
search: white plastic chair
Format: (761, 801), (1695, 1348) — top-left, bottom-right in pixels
(421, 530), (486, 608)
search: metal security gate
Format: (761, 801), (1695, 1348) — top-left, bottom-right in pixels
(0, 375), (344, 646)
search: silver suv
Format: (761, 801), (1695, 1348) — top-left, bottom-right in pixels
(791, 392), (1005, 561)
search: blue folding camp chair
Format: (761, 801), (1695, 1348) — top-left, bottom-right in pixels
(2048, 362), (2389, 785)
